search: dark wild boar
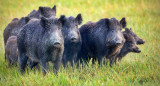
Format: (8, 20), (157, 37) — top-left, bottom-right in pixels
(59, 14), (82, 67)
(4, 5), (57, 61)
(115, 28), (141, 62)
(3, 17), (30, 61)
(3, 17), (30, 46)
(77, 17), (126, 66)
(17, 17), (64, 75)
(5, 36), (18, 66)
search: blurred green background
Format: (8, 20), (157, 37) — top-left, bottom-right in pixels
(0, 0), (160, 85)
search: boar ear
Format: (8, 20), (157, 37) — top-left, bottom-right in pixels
(123, 33), (128, 40)
(123, 31), (130, 40)
(75, 13), (82, 25)
(125, 28), (130, 33)
(130, 28), (132, 30)
(40, 17), (49, 28)
(12, 18), (19, 21)
(120, 17), (127, 28)
(24, 17), (30, 23)
(39, 6), (45, 14)
(58, 15), (66, 26)
(52, 5), (56, 13)
(104, 18), (110, 28)
(20, 17), (29, 24)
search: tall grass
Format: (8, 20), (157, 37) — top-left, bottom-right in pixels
(0, 0), (160, 85)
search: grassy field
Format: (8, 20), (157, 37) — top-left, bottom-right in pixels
(0, 0), (160, 85)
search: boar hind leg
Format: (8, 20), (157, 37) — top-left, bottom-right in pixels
(29, 61), (39, 70)
(19, 53), (28, 74)
(7, 57), (12, 67)
(6, 54), (11, 66)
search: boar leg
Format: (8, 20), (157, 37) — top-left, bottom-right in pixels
(29, 61), (39, 70)
(6, 55), (11, 66)
(62, 58), (67, 68)
(5, 53), (6, 62)
(118, 57), (123, 61)
(98, 56), (103, 67)
(19, 53), (28, 74)
(113, 56), (118, 64)
(53, 54), (62, 75)
(92, 57), (97, 64)
(71, 60), (74, 67)
(109, 56), (116, 67)
(71, 54), (77, 67)
(40, 58), (47, 75)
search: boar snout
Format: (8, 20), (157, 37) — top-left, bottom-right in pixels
(115, 41), (123, 46)
(53, 42), (61, 48)
(133, 47), (141, 53)
(137, 39), (145, 45)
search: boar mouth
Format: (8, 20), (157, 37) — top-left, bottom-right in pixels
(133, 49), (141, 53)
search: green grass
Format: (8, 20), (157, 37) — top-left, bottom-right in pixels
(0, 0), (160, 85)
